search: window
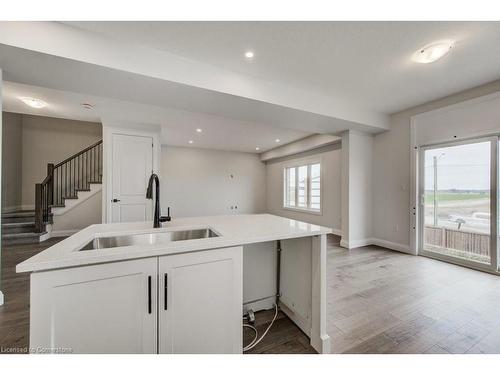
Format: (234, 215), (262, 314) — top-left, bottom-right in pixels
(283, 162), (321, 212)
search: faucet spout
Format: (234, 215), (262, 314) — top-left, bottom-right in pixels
(146, 173), (162, 228)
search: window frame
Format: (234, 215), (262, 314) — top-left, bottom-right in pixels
(282, 157), (323, 215)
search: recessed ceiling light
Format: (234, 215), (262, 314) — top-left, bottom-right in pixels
(20, 97), (47, 109)
(255, 147), (260, 151)
(275, 139), (280, 143)
(81, 103), (94, 110)
(188, 140), (194, 144)
(196, 128), (202, 133)
(412, 40), (454, 64)
(245, 51), (254, 59)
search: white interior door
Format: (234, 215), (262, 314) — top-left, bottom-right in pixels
(111, 133), (153, 223)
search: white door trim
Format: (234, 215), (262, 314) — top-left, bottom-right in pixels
(414, 135), (499, 273)
(102, 126), (160, 224)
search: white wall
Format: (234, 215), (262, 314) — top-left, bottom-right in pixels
(1, 112), (23, 211)
(51, 191), (102, 234)
(266, 144), (342, 233)
(160, 146), (266, 217)
(372, 80), (500, 252)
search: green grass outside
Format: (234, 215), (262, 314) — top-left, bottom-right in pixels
(424, 192), (490, 202)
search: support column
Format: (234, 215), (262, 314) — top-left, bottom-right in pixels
(340, 130), (374, 249)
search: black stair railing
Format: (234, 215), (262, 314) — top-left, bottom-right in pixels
(34, 139), (103, 233)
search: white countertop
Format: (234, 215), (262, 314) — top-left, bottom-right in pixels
(17, 214), (331, 273)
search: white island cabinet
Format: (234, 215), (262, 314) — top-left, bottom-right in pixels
(30, 257), (158, 353)
(159, 247), (243, 353)
(18, 214), (331, 354)
(29, 246), (243, 354)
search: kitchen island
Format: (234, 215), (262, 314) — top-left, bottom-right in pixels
(17, 214), (331, 354)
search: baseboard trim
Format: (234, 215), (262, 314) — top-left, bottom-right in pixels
(21, 205), (35, 211)
(370, 237), (413, 255)
(39, 232), (51, 242)
(49, 230), (79, 238)
(340, 238), (372, 249)
(339, 236), (413, 254)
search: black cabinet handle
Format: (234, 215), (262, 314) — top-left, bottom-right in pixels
(148, 275), (152, 314)
(164, 273), (168, 310)
(112, 198), (121, 202)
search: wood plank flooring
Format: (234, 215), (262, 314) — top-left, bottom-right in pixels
(0, 238), (63, 354)
(3, 234), (500, 354)
(327, 237), (500, 354)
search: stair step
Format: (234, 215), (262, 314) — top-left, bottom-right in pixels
(2, 221), (36, 234)
(2, 231), (46, 245)
(1, 211), (35, 223)
(2, 210), (35, 218)
(88, 181), (102, 184)
(63, 196), (78, 200)
(2, 221), (35, 227)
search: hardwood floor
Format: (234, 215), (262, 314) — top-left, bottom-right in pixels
(2, 234), (500, 354)
(0, 237), (64, 354)
(328, 236), (500, 354)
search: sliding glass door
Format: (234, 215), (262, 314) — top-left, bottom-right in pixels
(419, 138), (498, 272)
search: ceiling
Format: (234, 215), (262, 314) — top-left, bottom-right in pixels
(3, 81), (310, 153)
(65, 21), (500, 113)
(1, 21), (500, 154)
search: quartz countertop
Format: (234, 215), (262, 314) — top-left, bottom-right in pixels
(16, 214), (331, 273)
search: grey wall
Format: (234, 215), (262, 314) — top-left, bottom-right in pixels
(266, 143), (342, 233)
(20, 115), (102, 207)
(160, 145), (267, 217)
(1, 112), (23, 211)
(372, 80), (500, 249)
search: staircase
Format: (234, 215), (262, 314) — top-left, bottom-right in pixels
(2, 140), (102, 245)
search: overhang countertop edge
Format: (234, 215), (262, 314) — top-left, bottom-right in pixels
(16, 214), (332, 273)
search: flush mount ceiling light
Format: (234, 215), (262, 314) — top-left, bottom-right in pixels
(275, 139), (280, 143)
(244, 51), (254, 59)
(20, 97), (47, 109)
(81, 103), (94, 110)
(188, 140), (194, 144)
(255, 147), (260, 151)
(412, 40), (455, 64)
(196, 128), (202, 133)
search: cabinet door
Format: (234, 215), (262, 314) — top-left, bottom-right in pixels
(159, 247), (243, 354)
(30, 257), (157, 354)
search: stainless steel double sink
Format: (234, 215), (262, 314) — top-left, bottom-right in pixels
(79, 228), (219, 251)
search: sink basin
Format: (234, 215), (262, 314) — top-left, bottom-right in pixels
(79, 228), (219, 251)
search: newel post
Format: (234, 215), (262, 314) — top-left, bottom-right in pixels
(34, 183), (44, 233)
(47, 163), (54, 206)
